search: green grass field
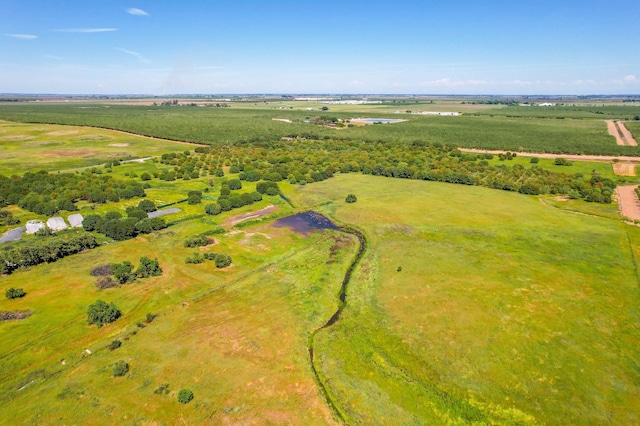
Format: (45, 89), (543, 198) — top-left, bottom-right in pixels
(293, 174), (640, 424)
(0, 120), (190, 175)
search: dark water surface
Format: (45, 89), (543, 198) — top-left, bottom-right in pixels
(273, 211), (339, 235)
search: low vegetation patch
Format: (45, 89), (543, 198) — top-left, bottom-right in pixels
(112, 360), (129, 377)
(0, 310), (33, 321)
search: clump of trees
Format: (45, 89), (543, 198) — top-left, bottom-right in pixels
(92, 257), (162, 289)
(0, 170), (147, 216)
(83, 211), (166, 241)
(185, 252), (231, 268)
(0, 234), (98, 275)
(87, 300), (121, 327)
(345, 194), (357, 203)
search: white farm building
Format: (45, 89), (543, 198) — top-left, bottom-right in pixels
(67, 213), (84, 228)
(25, 220), (45, 234)
(46, 217), (68, 232)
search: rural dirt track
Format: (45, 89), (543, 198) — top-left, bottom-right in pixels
(616, 185), (640, 220)
(460, 148), (640, 163)
(606, 120), (638, 146)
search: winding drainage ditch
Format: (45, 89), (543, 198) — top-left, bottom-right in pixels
(273, 211), (367, 422)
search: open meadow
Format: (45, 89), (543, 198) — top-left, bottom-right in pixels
(0, 107), (639, 424)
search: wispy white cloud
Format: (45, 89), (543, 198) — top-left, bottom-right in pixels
(126, 8), (149, 16)
(5, 33), (37, 40)
(45, 55), (64, 60)
(624, 74), (637, 82)
(53, 28), (118, 33)
(116, 48), (150, 63)
(194, 65), (223, 71)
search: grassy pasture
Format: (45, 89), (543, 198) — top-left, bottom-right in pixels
(1, 103), (640, 156)
(0, 203), (358, 424)
(0, 121), (190, 175)
(292, 174), (640, 424)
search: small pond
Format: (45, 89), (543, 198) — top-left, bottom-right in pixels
(354, 118), (404, 124)
(273, 211), (338, 236)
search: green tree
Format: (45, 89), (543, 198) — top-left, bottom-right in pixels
(135, 257), (162, 278)
(113, 360), (129, 377)
(214, 253), (232, 268)
(205, 203), (222, 215)
(345, 194), (357, 203)
(111, 261), (136, 284)
(177, 389), (194, 404)
(138, 199), (157, 213)
(87, 300), (122, 327)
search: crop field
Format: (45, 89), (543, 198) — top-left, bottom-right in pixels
(0, 110), (639, 424)
(2, 102), (640, 155)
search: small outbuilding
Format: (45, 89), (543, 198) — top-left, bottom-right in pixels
(46, 217), (68, 232)
(25, 220), (45, 234)
(67, 213), (84, 228)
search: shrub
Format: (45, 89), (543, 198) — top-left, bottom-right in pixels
(530, 157), (539, 164)
(345, 194), (357, 203)
(184, 235), (211, 248)
(203, 252), (216, 261)
(228, 179), (242, 190)
(95, 276), (118, 290)
(113, 360), (129, 377)
(185, 253), (204, 264)
(91, 264), (112, 276)
(214, 253), (232, 268)
(146, 313), (156, 323)
(108, 339), (122, 350)
(177, 389), (194, 404)
(87, 300), (122, 327)
(5, 287), (26, 299)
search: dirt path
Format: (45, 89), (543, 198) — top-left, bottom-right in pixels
(616, 185), (640, 220)
(606, 120), (638, 146)
(460, 148), (640, 163)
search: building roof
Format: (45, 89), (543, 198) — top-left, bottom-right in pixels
(25, 220), (45, 234)
(46, 216), (68, 231)
(67, 213), (84, 227)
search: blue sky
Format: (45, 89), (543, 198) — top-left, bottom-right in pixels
(1, 0), (639, 95)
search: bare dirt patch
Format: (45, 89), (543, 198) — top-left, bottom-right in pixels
(41, 149), (100, 158)
(606, 120), (638, 146)
(616, 185), (640, 220)
(226, 205), (278, 226)
(2, 135), (35, 141)
(45, 130), (79, 136)
(613, 162), (636, 176)
(108, 143), (130, 147)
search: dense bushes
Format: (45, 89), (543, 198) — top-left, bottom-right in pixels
(184, 235), (211, 248)
(5, 287), (26, 299)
